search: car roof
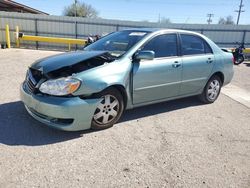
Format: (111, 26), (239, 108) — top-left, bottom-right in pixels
(123, 28), (199, 35)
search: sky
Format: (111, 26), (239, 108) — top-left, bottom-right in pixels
(16, 0), (250, 24)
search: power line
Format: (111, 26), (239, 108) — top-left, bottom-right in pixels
(235, 0), (245, 25)
(207, 13), (214, 24)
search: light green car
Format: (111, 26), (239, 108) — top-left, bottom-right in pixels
(20, 28), (234, 131)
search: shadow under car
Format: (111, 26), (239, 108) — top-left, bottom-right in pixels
(0, 96), (203, 146)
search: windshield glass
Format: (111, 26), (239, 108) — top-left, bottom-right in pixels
(84, 30), (149, 57)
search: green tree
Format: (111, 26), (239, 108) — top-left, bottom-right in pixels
(160, 17), (171, 24)
(63, 1), (98, 18)
(218, 15), (234, 25)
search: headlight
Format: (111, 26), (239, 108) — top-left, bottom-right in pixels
(39, 77), (81, 96)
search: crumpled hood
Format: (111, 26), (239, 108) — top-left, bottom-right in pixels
(31, 50), (108, 74)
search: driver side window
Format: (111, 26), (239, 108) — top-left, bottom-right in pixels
(142, 34), (178, 58)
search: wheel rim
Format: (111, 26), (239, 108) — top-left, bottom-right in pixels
(93, 94), (120, 125)
(238, 56), (243, 63)
(207, 79), (220, 100)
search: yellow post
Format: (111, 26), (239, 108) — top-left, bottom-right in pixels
(5, 24), (11, 48)
(68, 43), (71, 51)
(15, 26), (20, 48)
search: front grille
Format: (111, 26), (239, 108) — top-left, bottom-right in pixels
(25, 76), (36, 94)
(24, 68), (42, 94)
(30, 68), (43, 82)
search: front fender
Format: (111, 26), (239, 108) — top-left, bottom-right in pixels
(72, 59), (132, 96)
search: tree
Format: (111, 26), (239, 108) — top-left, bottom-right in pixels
(218, 15), (234, 25)
(218, 17), (226, 24)
(63, 1), (98, 18)
(160, 17), (171, 24)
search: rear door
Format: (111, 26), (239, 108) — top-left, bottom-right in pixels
(132, 33), (182, 104)
(179, 34), (214, 95)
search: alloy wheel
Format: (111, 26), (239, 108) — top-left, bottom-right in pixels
(93, 94), (120, 125)
(207, 79), (220, 100)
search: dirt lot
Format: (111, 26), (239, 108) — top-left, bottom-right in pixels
(0, 49), (249, 188)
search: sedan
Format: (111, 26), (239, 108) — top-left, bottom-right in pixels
(20, 28), (234, 131)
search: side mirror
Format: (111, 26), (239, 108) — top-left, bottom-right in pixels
(134, 50), (155, 60)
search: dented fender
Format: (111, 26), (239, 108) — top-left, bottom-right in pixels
(72, 58), (132, 96)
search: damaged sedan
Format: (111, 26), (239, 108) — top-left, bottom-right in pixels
(20, 28), (234, 131)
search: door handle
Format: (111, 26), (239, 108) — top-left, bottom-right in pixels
(172, 61), (181, 68)
(207, 58), (213, 63)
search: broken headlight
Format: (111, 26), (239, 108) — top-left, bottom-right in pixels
(39, 77), (81, 96)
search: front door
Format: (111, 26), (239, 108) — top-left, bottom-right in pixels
(132, 33), (182, 104)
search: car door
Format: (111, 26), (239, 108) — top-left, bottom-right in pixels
(179, 34), (214, 95)
(132, 33), (182, 104)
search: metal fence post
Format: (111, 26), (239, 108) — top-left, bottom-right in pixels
(242, 30), (246, 44)
(15, 26), (20, 47)
(75, 21), (78, 50)
(116, 24), (119, 31)
(35, 19), (38, 49)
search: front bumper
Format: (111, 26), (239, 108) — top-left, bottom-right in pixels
(20, 84), (101, 131)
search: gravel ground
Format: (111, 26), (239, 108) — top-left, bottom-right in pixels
(0, 49), (249, 188)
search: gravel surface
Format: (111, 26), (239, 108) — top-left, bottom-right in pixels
(0, 49), (249, 188)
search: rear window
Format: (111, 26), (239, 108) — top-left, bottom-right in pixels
(180, 34), (212, 55)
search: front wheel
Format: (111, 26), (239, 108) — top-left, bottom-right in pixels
(199, 76), (222, 104)
(91, 88), (124, 130)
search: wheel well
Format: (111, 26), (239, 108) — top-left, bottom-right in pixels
(211, 72), (224, 84)
(108, 85), (128, 108)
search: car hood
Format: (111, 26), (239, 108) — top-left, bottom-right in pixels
(30, 50), (110, 74)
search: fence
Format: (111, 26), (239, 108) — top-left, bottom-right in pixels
(0, 11), (250, 50)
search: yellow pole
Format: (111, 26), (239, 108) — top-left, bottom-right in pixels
(15, 26), (20, 48)
(5, 24), (11, 49)
(19, 35), (87, 45)
(68, 43), (71, 51)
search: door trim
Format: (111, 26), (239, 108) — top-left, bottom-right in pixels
(134, 81), (182, 91)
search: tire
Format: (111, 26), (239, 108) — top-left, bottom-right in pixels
(199, 75), (222, 104)
(234, 55), (244, 65)
(91, 87), (124, 130)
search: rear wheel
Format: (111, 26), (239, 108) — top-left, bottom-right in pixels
(199, 75), (222, 104)
(91, 88), (124, 130)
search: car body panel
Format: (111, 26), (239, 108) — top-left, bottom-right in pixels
(211, 52), (234, 86)
(132, 57), (182, 104)
(72, 58), (132, 96)
(180, 54), (214, 95)
(20, 28), (234, 131)
(31, 50), (108, 73)
(20, 84), (101, 131)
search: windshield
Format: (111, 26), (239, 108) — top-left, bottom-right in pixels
(84, 30), (149, 57)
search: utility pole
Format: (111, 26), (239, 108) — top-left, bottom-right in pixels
(158, 14), (161, 23)
(235, 0), (245, 25)
(74, 0), (77, 18)
(207, 13), (214, 24)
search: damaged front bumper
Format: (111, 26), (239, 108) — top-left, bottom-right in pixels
(20, 84), (101, 131)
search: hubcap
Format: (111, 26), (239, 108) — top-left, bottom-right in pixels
(207, 80), (220, 100)
(93, 95), (119, 125)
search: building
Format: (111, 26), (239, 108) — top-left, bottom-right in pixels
(0, 0), (48, 14)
